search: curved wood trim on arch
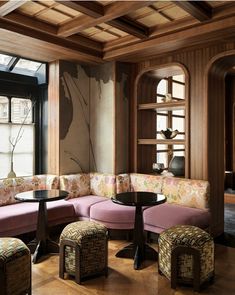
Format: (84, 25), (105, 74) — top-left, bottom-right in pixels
(205, 50), (235, 236)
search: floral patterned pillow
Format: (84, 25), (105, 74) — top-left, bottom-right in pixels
(14, 175), (48, 194)
(162, 177), (210, 209)
(90, 172), (116, 198)
(60, 174), (90, 199)
(130, 173), (163, 193)
(0, 174), (61, 206)
(0, 178), (16, 206)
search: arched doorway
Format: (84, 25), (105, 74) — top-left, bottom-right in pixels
(207, 52), (235, 237)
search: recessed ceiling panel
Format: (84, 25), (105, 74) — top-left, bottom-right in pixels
(37, 9), (72, 25)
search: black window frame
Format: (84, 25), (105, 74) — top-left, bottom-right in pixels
(0, 70), (47, 175)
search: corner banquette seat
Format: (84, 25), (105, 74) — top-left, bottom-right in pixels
(0, 172), (210, 238)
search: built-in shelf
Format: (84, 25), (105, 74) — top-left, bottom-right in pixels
(138, 139), (185, 145)
(138, 101), (185, 111)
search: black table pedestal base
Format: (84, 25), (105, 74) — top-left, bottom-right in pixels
(112, 192), (166, 270)
(116, 243), (158, 270)
(28, 239), (59, 263)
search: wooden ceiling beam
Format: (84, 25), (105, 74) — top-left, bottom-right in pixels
(174, 1), (212, 22)
(59, 0), (149, 39)
(0, 29), (101, 64)
(57, 1), (152, 37)
(107, 16), (149, 39)
(0, 2), (8, 8)
(104, 17), (198, 52)
(0, 16), (103, 63)
(5, 12), (102, 51)
(103, 14), (235, 61)
(0, 0), (28, 17)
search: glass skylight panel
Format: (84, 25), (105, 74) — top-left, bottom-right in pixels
(0, 53), (13, 66)
(14, 59), (42, 72)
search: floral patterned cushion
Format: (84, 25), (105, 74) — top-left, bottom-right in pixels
(90, 172), (116, 198)
(162, 177), (209, 209)
(116, 174), (130, 193)
(14, 175), (47, 193)
(130, 173), (163, 193)
(0, 178), (15, 206)
(0, 175), (59, 206)
(60, 174), (90, 199)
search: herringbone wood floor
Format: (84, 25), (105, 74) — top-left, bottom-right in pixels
(32, 240), (235, 295)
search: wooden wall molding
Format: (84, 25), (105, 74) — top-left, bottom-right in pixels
(205, 50), (235, 236)
(48, 61), (60, 175)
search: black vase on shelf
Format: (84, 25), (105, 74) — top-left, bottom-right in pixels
(160, 128), (178, 139)
(168, 156), (185, 176)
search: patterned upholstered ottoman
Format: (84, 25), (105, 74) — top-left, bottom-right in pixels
(0, 238), (31, 295)
(158, 225), (214, 292)
(59, 221), (108, 284)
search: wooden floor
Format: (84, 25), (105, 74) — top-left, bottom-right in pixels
(32, 240), (235, 295)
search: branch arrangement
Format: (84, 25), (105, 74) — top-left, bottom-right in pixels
(9, 100), (35, 164)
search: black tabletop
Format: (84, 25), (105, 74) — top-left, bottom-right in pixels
(112, 191), (166, 207)
(15, 189), (68, 202)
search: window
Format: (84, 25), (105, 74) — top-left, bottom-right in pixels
(0, 97), (34, 178)
(156, 75), (185, 168)
(0, 52), (46, 83)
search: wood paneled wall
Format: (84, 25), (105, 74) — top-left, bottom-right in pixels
(225, 74), (235, 171)
(136, 76), (158, 173)
(131, 41), (235, 236)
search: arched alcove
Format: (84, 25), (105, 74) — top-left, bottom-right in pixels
(207, 53), (235, 235)
(133, 63), (189, 176)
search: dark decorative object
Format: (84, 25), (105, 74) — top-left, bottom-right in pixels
(160, 128), (178, 139)
(152, 163), (165, 174)
(168, 156), (185, 176)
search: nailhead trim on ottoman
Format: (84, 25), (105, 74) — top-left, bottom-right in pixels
(59, 221), (108, 284)
(158, 225), (214, 292)
(0, 238), (31, 295)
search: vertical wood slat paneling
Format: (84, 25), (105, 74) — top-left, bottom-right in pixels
(137, 76), (156, 172)
(48, 60), (60, 175)
(208, 62), (225, 235)
(232, 77), (235, 171)
(132, 41), (235, 236)
(115, 62), (133, 174)
(225, 75), (234, 171)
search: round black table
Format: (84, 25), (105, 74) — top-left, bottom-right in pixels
(112, 191), (166, 270)
(15, 189), (68, 263)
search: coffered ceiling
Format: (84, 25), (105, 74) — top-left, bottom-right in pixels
(0, 1), (235, 64)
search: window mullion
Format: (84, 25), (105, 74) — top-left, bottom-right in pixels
(8, 97), (12, 123)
